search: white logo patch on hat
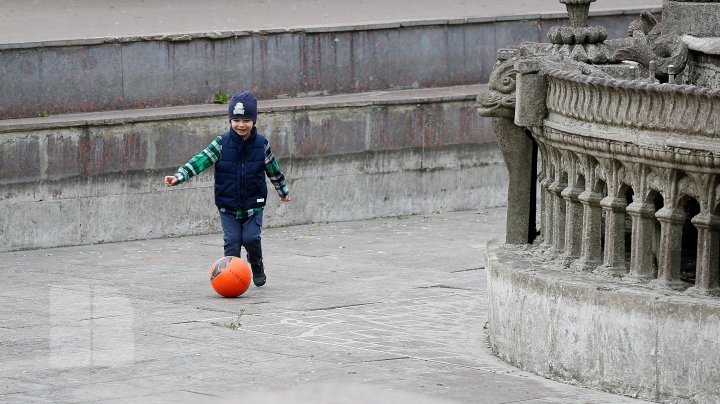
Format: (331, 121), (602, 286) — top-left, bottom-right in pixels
(233, 102), (245, 115)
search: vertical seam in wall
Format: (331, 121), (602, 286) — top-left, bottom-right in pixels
(145, 129), (157, 170)
(595, 293), (603, 385)
(36, 50), (43, 117)
(289, 111), (296, 177)
(365, 107), (372, 154)
(39, 134), (48, 181)
(654, 298), (660, 401)
(119, 44), (125, 102)
(421, 104), (426, 171)
(90, 287), (97, 366)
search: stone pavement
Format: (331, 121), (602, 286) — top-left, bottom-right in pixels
(0, 208), (650, 403)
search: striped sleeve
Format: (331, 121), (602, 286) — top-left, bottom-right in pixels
(264, 141), (290, 197)
(175, 136), (222, 183)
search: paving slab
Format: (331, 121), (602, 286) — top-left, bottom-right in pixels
(0, 208), (652, 403)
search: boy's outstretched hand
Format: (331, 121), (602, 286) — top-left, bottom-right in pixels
(281, 195), (292, 202)
(164, 176), (179, 187)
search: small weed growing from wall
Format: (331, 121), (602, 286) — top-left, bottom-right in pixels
(38, 111), (50, 118)
(213, 91), (230, 104)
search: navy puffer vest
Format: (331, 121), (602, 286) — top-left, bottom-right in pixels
(214, 128), (268, 211)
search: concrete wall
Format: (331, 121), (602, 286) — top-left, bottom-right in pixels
(0, 10), (655, 119)
(0, 86), (507, 252)
(485, 238), (720, 404)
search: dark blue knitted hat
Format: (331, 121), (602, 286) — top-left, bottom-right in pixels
(228, 91), (258, 122)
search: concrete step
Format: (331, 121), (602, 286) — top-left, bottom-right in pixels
(0, 84), (485, 133)
(0, 84), (503, 252)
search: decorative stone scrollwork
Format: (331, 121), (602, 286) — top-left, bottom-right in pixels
(545, 69), (720, 137)
(613, 11), (689, 80)
(476, 49), (518, 119)
(548, 0), (607, 45)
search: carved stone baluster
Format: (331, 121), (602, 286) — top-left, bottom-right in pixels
(562, 181), (584, 264)
(653, 206), (688, 290)
(537, 142), (554, 248)
(540, 175), (555, 249)
(538, 172), (548, 241)
(597, 160), (628, 275)
(687, 175), (720, 295)
(599, 196), (628, 275)
(651, 169), (690, 290)
(626, 201), (658, 281)
(550, 171), (568, 254)
(540, 166), (553, 248)
(574, 189), (604, 271)
(560, 155), (583, 264)
(538, 142), (558, 252)
(688, 213), (720, 296)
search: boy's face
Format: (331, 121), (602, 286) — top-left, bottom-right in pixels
(231, 118), (254, 137)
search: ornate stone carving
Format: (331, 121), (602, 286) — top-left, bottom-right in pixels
(476, 50), (518, 119)
(484, 2), (720, 400)
(548, 0), (607, 45)
(613, 11), (689, 80)
(545, 69), (720, 137)
(478, 0), (720, 290)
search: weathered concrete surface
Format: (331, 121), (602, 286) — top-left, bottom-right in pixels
(0, 0), (662, 44)
(485, 237), (720, 403)
(0, 11), (658, 119)
(0, 86), (507, 252)
(664, 0), (720, 37)
(0, 208), (651, 403)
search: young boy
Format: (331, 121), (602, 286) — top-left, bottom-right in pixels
(164, 91), (291, 287)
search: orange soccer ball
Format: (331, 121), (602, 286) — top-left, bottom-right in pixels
(209, 256), (252, 297)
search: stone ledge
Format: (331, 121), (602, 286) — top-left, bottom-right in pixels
(683, 35), (720, 55)
(0, 7), (661, 51)
(0, 90), (500, 251)
(1, 11), (650, 119)
(0, 84), (484, 134)
(485, 237), (720, 404)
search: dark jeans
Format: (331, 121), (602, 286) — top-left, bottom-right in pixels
(219, 209), (263, 263)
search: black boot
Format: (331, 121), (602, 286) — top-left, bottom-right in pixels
(250, 260), (266, 287)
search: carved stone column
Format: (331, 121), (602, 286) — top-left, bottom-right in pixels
(653, 207), (688, 290)
(688, 213), (720, 296)
(478, 48), (539, 245)
(540, 144), (559, 252)
(491, 117), (536, 244)
(573, 190), (604, 271)
(626, 201), (658, 281)
(550, 173), (568, 254)
(598, 196), (628, 275)
(539, 173), (554, 248)
(562, 182), (584, 264)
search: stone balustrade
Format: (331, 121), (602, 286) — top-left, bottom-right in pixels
(545, 69), (720, 137)
(481, 2), (720, 401)
(535, 69), (720, 296)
